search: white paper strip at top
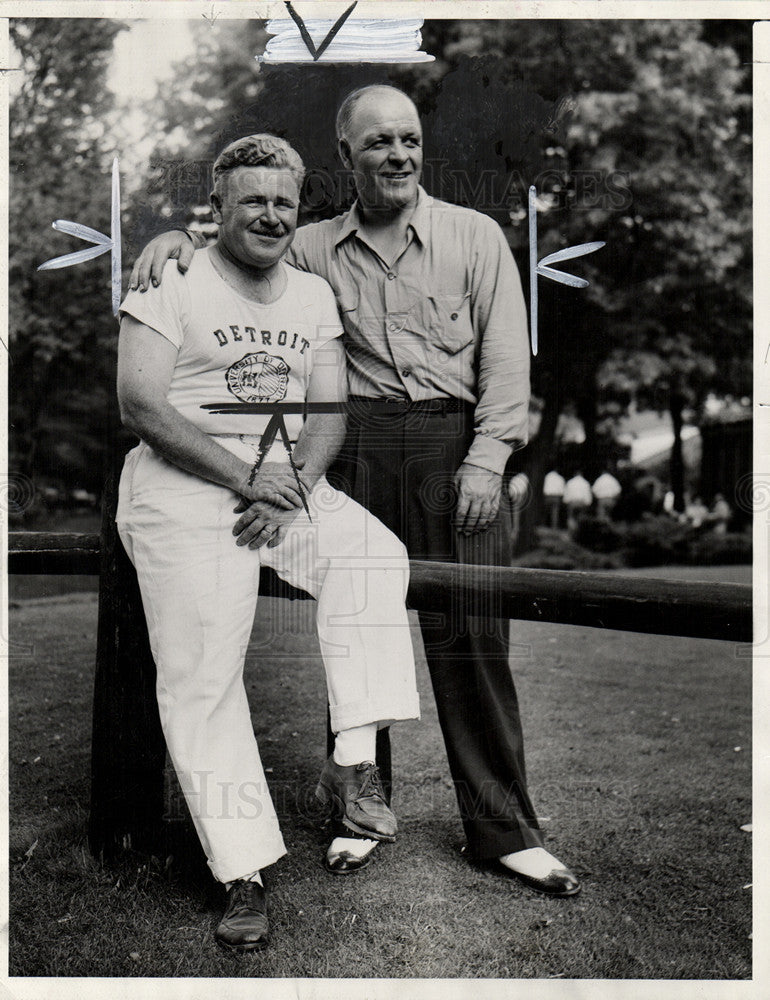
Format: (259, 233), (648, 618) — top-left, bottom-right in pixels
(260, 18), (434, 63)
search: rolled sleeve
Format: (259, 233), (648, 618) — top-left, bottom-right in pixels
(466, 217), (530, 473)
(464, 435), (514, 476)
(119, 261), (188, 349)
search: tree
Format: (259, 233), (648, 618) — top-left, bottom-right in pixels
(18, 17), (749, 534)
(9, 18), (126, 507)
(576, 23), (752, 509)
(413, 20), (751, 531)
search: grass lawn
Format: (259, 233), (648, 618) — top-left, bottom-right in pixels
(8, 574), (751, 980)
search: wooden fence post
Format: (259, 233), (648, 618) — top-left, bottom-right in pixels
(86, 444), (312, 867)
(88, 460), (169, 859)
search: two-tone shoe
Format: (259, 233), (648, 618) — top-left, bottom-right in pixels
(504, 865), (581, 897)
(324, 824), (381, 874)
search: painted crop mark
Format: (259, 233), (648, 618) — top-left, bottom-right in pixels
(260, 8), (433, 63)
(37, 158), (122, 317)
(284, 1), (358, 61)
(528, 184), (605, 357)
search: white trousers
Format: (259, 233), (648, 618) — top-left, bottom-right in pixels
(116, 437), (420, 883)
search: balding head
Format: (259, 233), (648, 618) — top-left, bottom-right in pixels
(336, 85), (419, 144)
(336, 85), (423, 215)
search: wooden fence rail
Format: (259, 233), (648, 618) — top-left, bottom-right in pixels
(10, 530), (753, 642)
(8, 526), (752, 860)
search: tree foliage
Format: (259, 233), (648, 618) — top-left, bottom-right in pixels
(9, 18), (126, 500)
(139, 18), (751, 432)
(415, 20), (751, 519)
(9, 17), (752, 522)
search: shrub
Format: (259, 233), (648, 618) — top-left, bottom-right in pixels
(514, 527), (622, 570)
(573, 515), (751, 567)
(620, 516), (693, 567)
(573, 517), (627, 554)
(688, 531), (752, 565)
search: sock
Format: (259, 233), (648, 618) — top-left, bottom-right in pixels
(226, 870), (263, 890)
(333, 723), (378, 767)
(498, 847), (569, 878)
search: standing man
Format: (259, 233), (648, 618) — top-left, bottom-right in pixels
(507, 471), (531, 549)
(131, 86), (579, 896)
(118, 133), (420, 951)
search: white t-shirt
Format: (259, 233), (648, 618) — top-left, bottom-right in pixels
(119, 248), (344, 439)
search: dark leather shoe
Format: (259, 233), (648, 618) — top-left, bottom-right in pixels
(324, 829), (380, 874)
(502, 864), (581, 897)
(315, 757), (397, 841)
(215, 879), (269, 952)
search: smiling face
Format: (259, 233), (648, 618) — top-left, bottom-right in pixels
(339, 89), (423, 214)
(210, 166), (299, 271)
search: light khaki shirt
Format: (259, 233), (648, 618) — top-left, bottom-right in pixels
(288, 187), (530, 474)
(192, 186), (531, 473)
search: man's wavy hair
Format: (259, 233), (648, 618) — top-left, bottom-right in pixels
(212, 134), (306, 196)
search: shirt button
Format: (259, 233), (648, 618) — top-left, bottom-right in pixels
(451, 312), (459, 320)
(402, 368), (411, 377)
(387, 272), (397, 281)
(388, 322), (399, 332)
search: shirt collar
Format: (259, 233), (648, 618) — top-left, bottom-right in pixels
(334, 185), (433, 249)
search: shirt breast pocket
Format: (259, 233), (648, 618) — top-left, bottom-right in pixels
(427, 289), (474, 354)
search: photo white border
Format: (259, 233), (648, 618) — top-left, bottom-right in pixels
(1, 2), (765, 998)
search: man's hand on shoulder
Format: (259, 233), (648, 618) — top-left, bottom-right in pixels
(130, 231), (196, 292)
(453, 462), (502, 535)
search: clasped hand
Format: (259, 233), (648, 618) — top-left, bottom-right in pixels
(233, 462), (308, 549)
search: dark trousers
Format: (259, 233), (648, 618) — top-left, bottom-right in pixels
(328, 400), (543, 859)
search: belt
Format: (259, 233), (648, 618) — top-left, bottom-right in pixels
(348, 396), (469, 415)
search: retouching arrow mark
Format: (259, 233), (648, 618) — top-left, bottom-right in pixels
(48, 220), (112, 246)
(284, 1), (358, 61)
(537, 241), (605, 287)
(538, 242), (606, 268)
(110, 158), (122, 316)
(536, 265), (589, 289)
(38, 158), (122, 316)
(528, 185), (605, 356)
(38, 241), (111, 270)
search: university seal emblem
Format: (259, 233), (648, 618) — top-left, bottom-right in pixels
(225, 352), (290, 403)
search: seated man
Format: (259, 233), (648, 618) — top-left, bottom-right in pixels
(130, 85), (581, 898)
(116, 133), (419, 952)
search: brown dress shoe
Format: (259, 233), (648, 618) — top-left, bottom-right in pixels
(214, 879), (269, 952)
(315, 757), (397, 841)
